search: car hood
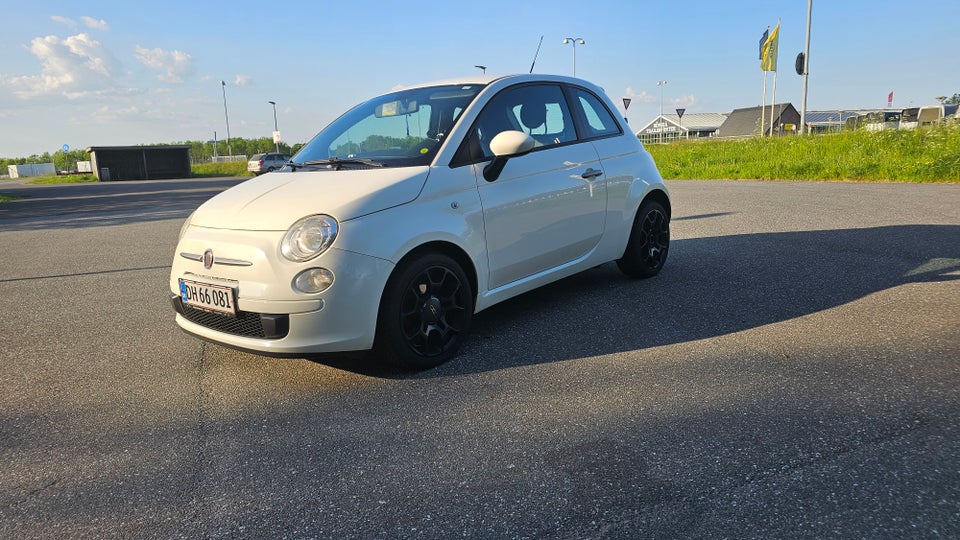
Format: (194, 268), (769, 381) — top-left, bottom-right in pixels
(191, 167), (430, 230)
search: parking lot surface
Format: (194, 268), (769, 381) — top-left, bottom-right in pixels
(1, 178), (958, 538)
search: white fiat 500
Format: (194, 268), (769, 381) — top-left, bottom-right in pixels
(170, 73), (670, 369)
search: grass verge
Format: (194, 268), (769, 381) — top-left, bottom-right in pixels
(646, 124), (960, 182)
(0, 193), (24, 203)
(25, 174), (98, 185)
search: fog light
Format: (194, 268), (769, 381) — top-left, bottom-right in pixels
(293, 268), (334, 294)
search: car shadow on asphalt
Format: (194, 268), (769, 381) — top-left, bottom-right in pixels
(309, 224), (960, 379)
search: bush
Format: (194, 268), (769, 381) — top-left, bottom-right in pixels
(191, 161), (252, 178)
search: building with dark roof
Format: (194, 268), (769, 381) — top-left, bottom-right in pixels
(86, 145), (191, 181)
(804, 110), (867, 133)
(716, 103), (800, 138)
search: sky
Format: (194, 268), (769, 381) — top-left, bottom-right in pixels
(1, 0), (957, 158)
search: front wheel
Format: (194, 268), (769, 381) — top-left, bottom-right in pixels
(375, 253), (474, 370)
(617, 199), (670, 279)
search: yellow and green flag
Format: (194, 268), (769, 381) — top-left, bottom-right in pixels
(761, 22), (780, 72)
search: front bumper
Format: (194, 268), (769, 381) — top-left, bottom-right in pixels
(170, 293), (290, 339)
(170, 229), (396, 355)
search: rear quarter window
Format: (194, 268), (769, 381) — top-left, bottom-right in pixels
(570, 87), (621, 139)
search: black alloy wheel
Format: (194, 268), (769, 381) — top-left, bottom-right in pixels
(377, 253), (473, 370)
(617, 199), (670, 278)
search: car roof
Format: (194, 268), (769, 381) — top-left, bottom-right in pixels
(396, 73), (600, 92)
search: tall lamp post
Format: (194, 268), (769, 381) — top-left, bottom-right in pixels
(562, 37), (585, 76)
(268, 100), (279, 153)
(474, 65), (487, 74)
(221, 80), (232, 157)
(799, 0), (813, 134)
(657, 80), (667, 143)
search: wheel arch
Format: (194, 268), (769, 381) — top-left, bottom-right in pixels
(388, 240), (479, 307)
(641, 187), (671, 220)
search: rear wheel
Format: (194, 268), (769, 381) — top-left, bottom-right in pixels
(617, 199), (670, 278)
(375, 253), (473, 370)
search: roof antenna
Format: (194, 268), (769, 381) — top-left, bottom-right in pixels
(529, 35), (544, 73)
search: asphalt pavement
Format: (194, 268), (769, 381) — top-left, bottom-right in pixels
(1, 178), (958, 539)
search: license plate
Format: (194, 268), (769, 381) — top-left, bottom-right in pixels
(179, 279), (237, 315)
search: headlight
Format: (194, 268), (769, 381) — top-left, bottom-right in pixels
(179, 211), (195, 240)
(280, 214), (339, 262)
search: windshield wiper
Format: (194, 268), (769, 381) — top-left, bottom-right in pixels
(288, 157), (385, 171)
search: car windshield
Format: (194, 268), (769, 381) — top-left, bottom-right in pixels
(291, 84), (485, 169)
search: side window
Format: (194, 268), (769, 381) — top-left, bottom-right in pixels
(570, 87), (622, 139)
(457, 84), (577, 163)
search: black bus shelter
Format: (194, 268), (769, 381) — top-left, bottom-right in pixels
(86, 145), (191, 181)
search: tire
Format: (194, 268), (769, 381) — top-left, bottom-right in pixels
(375, 253), (474, 370)
(616, 199), (670, 279)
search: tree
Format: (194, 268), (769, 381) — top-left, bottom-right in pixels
(946, 93), (960, 105)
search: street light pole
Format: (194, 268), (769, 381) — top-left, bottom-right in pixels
(268, 100), (279, 153)
(799, 0), (813, 134)
(474, 65), (487, 74)
(562, 38), (585, 76)
(657, 80), (667, 143)
(221, 80), (232, 157)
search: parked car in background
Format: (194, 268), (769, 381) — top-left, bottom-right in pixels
(247, 152), (291, 174)
(172, 73), (670, 370)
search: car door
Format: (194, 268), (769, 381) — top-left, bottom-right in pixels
(467, 83), (607, 290)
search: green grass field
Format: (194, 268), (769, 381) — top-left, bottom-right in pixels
(646, 124), (960, 182)
(24, 174), (99, 185)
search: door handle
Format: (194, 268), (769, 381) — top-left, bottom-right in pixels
(581, 168), (603, 179)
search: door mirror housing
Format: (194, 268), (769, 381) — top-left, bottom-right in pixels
(489, 130), (535, 157)
(483, 130), (535, 182)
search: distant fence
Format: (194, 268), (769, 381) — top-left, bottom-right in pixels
(8, 163), (56, 178)
(210, 155), (247, 163)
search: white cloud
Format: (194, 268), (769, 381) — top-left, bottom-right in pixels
(624, 87), (657, 104)
(82, 16), (109, 31)
(2, 33), (118, 99)
(51, 15), (76, 27)
(233, 74), (252, 86)
(670, 95), (697, 108)
(90, 104), (140, 123)
(135, 45), (194, 83)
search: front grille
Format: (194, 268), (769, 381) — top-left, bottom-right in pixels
(171, 295), (288, 339)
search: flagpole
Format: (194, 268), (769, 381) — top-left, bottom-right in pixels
(770, 70), (778, 136)
(769, 19), (780, 136)
(759, 25), (769, 137)
(761, 72), (768, 137)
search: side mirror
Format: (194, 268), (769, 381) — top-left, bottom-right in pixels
(483, 130), (535, 182)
